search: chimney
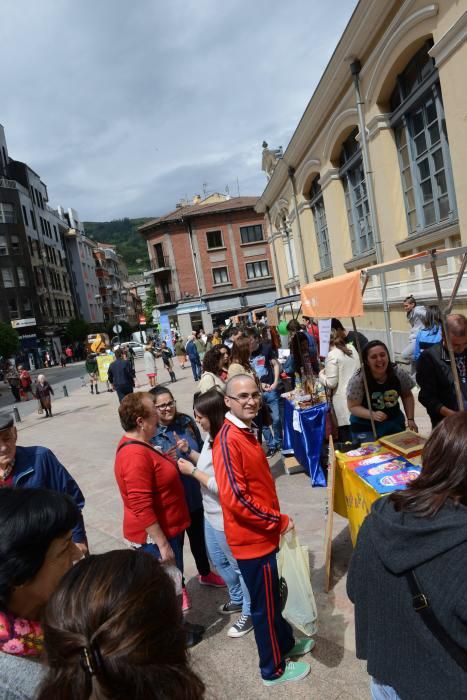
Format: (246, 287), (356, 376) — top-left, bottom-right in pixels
(193, 194), (201, 204)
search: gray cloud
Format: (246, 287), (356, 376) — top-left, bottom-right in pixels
(1, 0), (357, 220)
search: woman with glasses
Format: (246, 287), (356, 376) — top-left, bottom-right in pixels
(178, 389), (253, 639)
(150, 386), (225, 612)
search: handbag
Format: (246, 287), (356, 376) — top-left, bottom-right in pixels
(406, 569), (467, 672)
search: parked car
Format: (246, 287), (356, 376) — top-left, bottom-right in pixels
(114, 341), (145, 358)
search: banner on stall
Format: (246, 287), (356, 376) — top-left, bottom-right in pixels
(301, 270), (363, 319)
(318, 318), (331, 357)
(97, 353), (114, 383)
(159, 314), (174, 351)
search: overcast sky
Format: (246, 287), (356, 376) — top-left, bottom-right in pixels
(1, 0), (357, 221)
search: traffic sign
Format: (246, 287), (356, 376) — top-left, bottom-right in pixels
(113, 324), (122, 334)
(152, 309), (161, 322)
(139, 315), (147, 325)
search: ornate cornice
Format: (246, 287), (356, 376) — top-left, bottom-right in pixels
(319, 168), (340, 191)
(367, 113), (392, 140)
(429, 10), (467, 68)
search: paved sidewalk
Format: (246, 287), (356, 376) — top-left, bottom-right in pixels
(13, 359), (433, 699)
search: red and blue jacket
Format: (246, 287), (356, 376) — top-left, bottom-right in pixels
(213, 414), (288, 560)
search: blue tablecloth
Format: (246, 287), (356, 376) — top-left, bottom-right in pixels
(282, 399), (327, 486)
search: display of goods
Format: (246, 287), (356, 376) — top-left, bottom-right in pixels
(378, 430), (426, 458)
(356, 459), (421, 494)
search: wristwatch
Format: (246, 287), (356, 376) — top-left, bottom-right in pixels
(191, 466), (198, 476)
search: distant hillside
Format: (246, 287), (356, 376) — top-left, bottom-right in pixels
(84, 218), (152, 274)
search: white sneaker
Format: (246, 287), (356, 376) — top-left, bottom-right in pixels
(227, 614), (253, 638)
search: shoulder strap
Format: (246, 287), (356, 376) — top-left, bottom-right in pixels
(406, 569), (467, 672)
(117, 439), (157, 453)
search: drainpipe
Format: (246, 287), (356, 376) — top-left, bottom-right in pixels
(350, 59), (393, 357)
(288, 166), (309, 284)
(184, 217), (202, 298)
(266, 206), (282, 296)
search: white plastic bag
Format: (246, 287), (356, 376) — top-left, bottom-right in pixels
(277, 530), (318, 636)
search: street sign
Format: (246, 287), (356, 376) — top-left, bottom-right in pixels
(11, 318), (37, 329)
(113, 324), (122, 334)
(139, 315), (147, 325)
(152, 309), (161, 322)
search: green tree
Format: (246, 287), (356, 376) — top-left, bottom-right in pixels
(64, 318), (90, 343)
(144, 286), (157, 322)
(0, 322), (20, 360)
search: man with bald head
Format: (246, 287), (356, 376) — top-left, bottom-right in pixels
(417, 313), (467, 427)
(212, 374), (312, 686)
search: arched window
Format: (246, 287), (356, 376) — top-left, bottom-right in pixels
(339, 128), (374, 256)
(390, 41), (457, 234)
(308, 176), (331, 271)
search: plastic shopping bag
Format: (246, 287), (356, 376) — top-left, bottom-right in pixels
(277, 530), (318, 636)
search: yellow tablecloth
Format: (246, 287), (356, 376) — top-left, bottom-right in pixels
(334, 443), (423, 546)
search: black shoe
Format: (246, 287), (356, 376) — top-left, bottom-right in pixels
(266, 447), (278, 458)
(184, 621), (205, 648)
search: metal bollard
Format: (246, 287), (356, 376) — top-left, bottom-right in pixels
(13, 407), (21, 423)
(63, 385), (69, 397)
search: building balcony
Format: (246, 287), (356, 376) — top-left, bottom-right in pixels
(156, 288), (176, 306)
(150, 256), (171, 274)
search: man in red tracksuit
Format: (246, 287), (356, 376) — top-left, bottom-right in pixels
(213, 374), (312, 686)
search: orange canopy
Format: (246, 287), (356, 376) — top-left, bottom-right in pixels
(301, 270), (363, 319)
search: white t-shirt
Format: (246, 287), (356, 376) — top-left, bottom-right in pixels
(196, 436), (223, 531)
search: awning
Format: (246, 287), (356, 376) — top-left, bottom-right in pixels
(301, 270), (363, 319)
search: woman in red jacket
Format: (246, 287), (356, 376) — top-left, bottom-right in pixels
(114, 392), (190, 571)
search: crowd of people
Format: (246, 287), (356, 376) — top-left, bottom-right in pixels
(0, 307), (466, 698)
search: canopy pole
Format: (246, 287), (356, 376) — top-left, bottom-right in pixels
(446, 252), (467, 314)
(351, 317), (377, 440)
(430, 255), (464, 412)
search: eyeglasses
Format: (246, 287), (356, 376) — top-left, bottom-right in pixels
(154, 400), (176, 411)
(227, 392), (262, 406)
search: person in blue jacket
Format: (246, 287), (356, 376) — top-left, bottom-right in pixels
(0, 416), (87, 553)
(186, 335), (202, 381)
(414, 305), (442, 361)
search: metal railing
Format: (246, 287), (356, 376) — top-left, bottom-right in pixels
(151, 255), (170, 271)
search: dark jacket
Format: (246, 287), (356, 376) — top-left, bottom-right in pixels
(347, 497), (467, 700)
(13, 445), (86, 543)
(107, 358), (134, 389)
(416, 342), (466, 426)
(186, 340), (200, 363)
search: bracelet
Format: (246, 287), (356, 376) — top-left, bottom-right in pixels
(406, 417), (414, 421)
(191, 466), (198, 476)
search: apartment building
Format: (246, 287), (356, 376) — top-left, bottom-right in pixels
(256, 0), (467, 352)
(0, 124), (75, 365)
(93, 242), (128, 324)
(62, 207), (103, 324)
(139, 193), (276, 335)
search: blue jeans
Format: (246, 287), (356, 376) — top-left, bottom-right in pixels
(371, 679), (401, 699)
(204, 518), (250, 615)
(262, 389), (282, 450)
(139, 535), (184, 574)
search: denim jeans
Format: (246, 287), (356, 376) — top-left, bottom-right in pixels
(204, 518), (251, 615)
(139, 535), (184, 575)
(371, 678), (401, 699)
(262, 389), (282, 450)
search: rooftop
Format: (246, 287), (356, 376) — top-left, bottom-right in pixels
(138, 195), (259, 231)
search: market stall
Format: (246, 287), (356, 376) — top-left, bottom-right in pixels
(333, 430), (425, 544)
